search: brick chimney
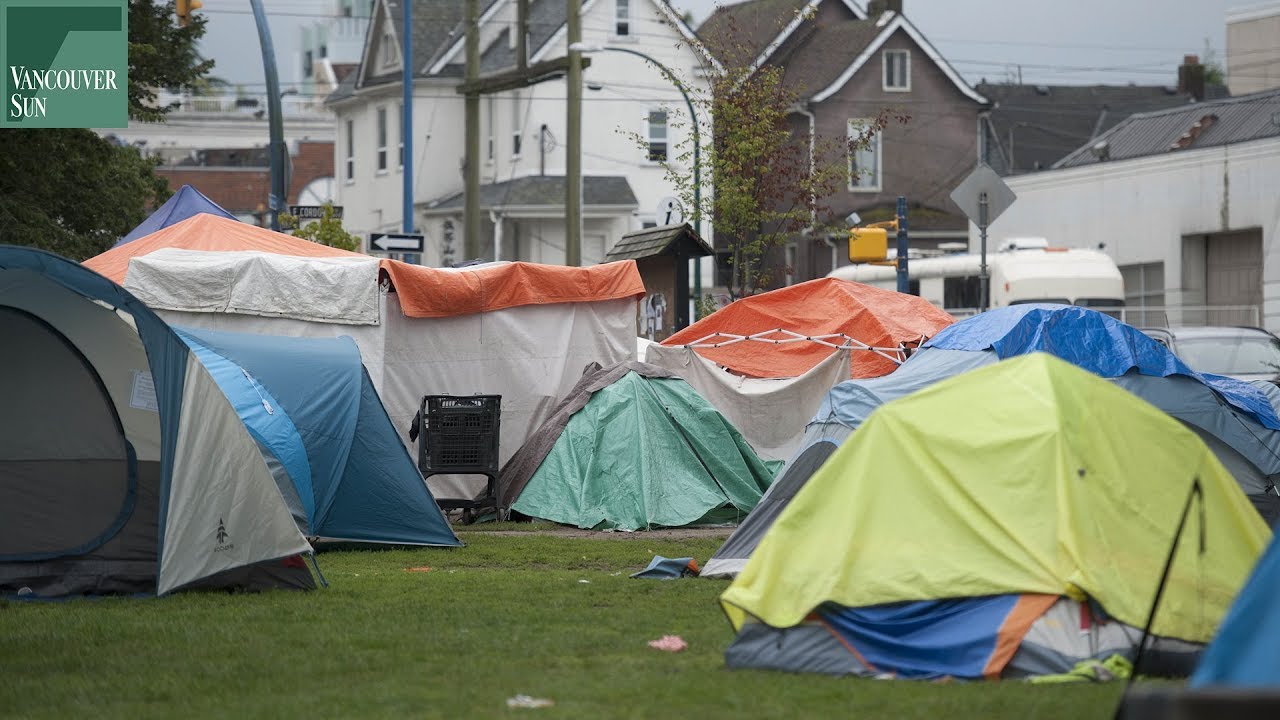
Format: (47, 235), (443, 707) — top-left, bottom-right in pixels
(1177, 54), (1206, 101)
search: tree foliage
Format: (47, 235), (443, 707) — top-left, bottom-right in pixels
(646, 5), (907, 298)
(280, 203), (362, 252)
(0, 1), (214, 260)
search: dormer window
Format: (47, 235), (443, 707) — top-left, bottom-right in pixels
(380, 31), (396, 68)
(883, 49), (910, 91)
(615, 0), (630, 36)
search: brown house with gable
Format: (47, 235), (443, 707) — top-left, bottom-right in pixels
(698, 0), (989, 287)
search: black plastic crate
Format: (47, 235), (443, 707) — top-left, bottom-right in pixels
(418, 395), (501, 474)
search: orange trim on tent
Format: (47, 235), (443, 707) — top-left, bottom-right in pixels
(661, 278), (955, 379)
(83, 213), (363, 283)
(982, 594), (1059, 680)
(380, 259), (646, 318)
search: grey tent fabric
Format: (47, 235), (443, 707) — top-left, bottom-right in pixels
(498, 361), (677, 509)
(701, 422), (850, 578)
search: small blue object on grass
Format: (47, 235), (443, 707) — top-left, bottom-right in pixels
(630, 556), (701, 580)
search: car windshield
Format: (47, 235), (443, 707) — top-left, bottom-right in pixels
(1176, 335), (1280, 377)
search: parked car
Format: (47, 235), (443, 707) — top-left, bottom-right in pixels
(1140, 326), (1280, 382)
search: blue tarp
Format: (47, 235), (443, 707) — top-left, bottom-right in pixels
(923, 305), (1280, 429)
(1191, 525), (1280, 687)
(176, 327), (460, 547)
(116, 185), (237, 246)
(819, 595), (1024, 679)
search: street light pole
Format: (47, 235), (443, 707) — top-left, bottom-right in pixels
(249, 0), (287, 232)
(569, 43), (702, 298)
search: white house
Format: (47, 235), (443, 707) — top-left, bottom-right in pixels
(972, 88), (1280, 332)
(327, 0), (714, 268)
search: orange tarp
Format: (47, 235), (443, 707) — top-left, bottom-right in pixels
(661, 278), (955, 379)
(83, 213), (364, 283)
(381, 259), (646, 318)
(84, 213), (646, 317)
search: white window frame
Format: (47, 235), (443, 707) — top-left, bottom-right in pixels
(344, 118), (355, 182)
(397, 103), (404, 169)
(375, 106), (388, 173)
(883, 49), (910, 92)
(645, 108), (668, 163)
(848, 118), (882, 192)
(615, 0), (630, 37)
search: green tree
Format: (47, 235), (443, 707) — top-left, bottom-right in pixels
(279, 203), (362, 252)
(0, 1), (214, 260)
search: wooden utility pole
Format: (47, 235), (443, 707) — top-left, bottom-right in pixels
(565, 0), (582, 267)
(464, 0), (482, 260)
(456, 0), (589, 265)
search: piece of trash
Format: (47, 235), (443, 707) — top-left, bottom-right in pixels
(578, 579), (591, 584)
(506, 695), (554, 709)
(404, 566), (432, 573)
(647, 635), (688, 652)
(610, 572), (622, 576)
(630, 556), (700, 580)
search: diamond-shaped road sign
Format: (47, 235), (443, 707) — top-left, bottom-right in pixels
(369, 232), (424, 252)
(950, 163), (1016, 228)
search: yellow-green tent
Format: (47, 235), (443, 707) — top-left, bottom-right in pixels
(722, 353), (1270, 646)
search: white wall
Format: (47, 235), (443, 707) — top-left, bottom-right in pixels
(970, 137), (1280, 330)
(334, 0), (713, 271)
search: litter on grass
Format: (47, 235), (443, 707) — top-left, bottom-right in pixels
(648, 635), (688, 652)
(506, 695), (555, 709)
(404, 567), (432, 573)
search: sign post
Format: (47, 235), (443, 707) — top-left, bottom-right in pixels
(950, 164), (1016, 311)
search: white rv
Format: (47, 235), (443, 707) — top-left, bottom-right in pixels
(827, 238), (1124, 315)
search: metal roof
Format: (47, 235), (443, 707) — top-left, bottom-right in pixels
(425, 175), (638, 212)
(1054, 87), (1280, 169)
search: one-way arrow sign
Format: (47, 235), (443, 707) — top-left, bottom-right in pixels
(369, 232), (424, 252)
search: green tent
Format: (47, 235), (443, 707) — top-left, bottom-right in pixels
(509, 366), (776, 531)
(722, 353), (1270, 644)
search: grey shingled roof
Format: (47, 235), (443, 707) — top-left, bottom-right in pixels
(605, 223), (713, 260)
(697, 0), (809, 68)
(779, 20), (881, 98)
(978, 83), (1219, 174)
(426, 175), (638, 211)
(1055, 87), (1280, 169)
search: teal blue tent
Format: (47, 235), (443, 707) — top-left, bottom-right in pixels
(176, 327), (460, 547)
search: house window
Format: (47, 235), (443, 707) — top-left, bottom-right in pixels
(380, 32), (396, 68)
(319, 44), (328, 59)
(376, 106), (388, 172)
(848, 118), (881, 191)
(303, 50), (313, 78)
(784, 243), (798, 286)
(397, 103), (404, 168)
(883, 49), (910, 91)
(344, 119), (354, 181)
(511, 91), (523, 158)
(646, 109), (668, 162)
(615, 0), (630, 36)
(486, 96), (495, 163)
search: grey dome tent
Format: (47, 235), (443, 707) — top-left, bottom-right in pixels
(0, 246), (314, 597)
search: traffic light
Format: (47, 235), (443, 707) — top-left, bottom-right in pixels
(849, 227), (888, 263)
(176, 0), (203, 27)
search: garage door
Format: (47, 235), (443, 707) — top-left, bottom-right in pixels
(1206, 229), (1262, 324)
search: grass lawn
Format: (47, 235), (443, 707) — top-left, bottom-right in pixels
(1, 529), (1129, 719)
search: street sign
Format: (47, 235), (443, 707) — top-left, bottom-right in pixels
(370, 232), (425, 253)
(949, 164), (1016, 227)
(288, 205), (343, 220)
(656, 196), (685, 226)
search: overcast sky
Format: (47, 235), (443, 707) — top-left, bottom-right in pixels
(198, 0), (1242, 94)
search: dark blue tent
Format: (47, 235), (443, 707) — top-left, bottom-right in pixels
(175, 327), (461, 548)
(117, 185), (237, 247)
